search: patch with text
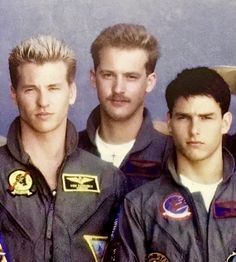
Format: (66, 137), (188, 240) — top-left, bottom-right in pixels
(62, 174), (100, 192)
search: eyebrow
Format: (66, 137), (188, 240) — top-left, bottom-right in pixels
(21, 83), (60, 89)
(174, 112), (215, 117)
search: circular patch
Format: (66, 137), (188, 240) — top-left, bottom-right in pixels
(226, 252), (236, 262)
(162, 192), (191, 220)
(147, 252), (169, 262)
(8, 169), (33, 196)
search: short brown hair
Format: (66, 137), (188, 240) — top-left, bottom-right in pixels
(90, 23), (160, 75)
(9, 35), (76, 88)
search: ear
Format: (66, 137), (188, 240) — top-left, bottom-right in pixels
(221, 111), (232, 134)
(69, 82), (77, 105)
(10, 86), (18, 106)
(166, 112), (173, 135)
(90, 69), (97, 89)
(146, 72), (156, 93)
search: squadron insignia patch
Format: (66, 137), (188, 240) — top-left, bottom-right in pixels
(8, 169), (33, 196)
(62, 174), (100, 193)
(0, 244), (7, 262)
(147, 252), (169, 262)
(83, 235), (108, 262)
(0, 233), (10, 261)
(161, 192), (191, 220)
(226, 251), (236, 262)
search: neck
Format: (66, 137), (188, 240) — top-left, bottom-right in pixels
(176, 148), (223, 184)
(21, 120), (67, 190)
(99, 110), (143, 144)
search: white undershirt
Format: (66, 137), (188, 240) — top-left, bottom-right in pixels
(95, 129), (135, 168)
(180, 174), (222, 211)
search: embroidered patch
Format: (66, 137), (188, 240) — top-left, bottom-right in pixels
(0, 244), (7, 262)
(226, 251), (236, 262)
(214, 201), (236, 219)
(83, 235), (108, 262)
(161, 192), (191, 220)
(147, 252), (169, 262)
(124, 159), (162, 177)
(62, 174), (100, 192)
(8, 169), (33, 196)
(0, 233), (10, 262)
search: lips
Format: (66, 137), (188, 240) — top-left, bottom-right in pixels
(187, 141), (204, 145)
(35, 112), (52, 119)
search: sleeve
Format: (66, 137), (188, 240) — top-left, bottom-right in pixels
(104, 197), (146, 262)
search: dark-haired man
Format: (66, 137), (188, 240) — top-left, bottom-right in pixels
(111, 67), (236, 262)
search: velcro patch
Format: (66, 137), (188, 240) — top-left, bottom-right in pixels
(123, 159), (162, 177)
(62, 174), (100, 193)
(214, 201), (236, 218)
(84, 235), (108, 262)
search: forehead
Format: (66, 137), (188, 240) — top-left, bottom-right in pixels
(173, 95), (221, 114)
(98, 47), (148, 71)
(17, 61), (68, 83)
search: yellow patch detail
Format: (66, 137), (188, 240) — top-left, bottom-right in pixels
(8, 170), (33, 196)
(83, 235), (108, 262)
(62, 174), (100, 193)
(0, 243), (7, 262)
(147, 252), (169, 262)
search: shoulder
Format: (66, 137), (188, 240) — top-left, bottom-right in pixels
(78, 129), (90, 146)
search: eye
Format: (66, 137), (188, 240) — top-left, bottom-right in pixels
(200, 115), (212, 120)
(48, 86), (60, 91)
(176, 115), (187, 120)
(101, 72), (113, 79)
(127, 74), (138, 80)
(24, 88), (34, 93)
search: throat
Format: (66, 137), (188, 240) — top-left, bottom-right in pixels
(95, 128), (135, 167)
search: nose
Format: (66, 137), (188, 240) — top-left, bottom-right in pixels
(190, 118), (200, 136)
(37, 89), (49, 108)
(112, 76), (125, 94)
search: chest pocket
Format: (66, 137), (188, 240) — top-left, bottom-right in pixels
(122, 159), (163, 191)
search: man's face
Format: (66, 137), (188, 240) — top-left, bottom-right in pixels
(168, 95), (232, 162)
(90, 47), (156, 122)
(11, 61), (76, 134)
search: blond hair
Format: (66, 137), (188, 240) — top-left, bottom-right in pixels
(91, 23), (160, 75)
(9, 35), (76, 88)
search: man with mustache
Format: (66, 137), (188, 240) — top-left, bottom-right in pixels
(0, 35), (125, 261)
(79, 23), (171, 192)
(109, 67), (236, 262)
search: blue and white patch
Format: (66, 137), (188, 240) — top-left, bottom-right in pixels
(226, 251), (236, 262)
(83, 235), (108, 262)
(161, 192), (191, 220)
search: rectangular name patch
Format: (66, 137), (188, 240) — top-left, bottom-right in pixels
(62, 173), (100, 193)
(214, 201), (236, 218)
